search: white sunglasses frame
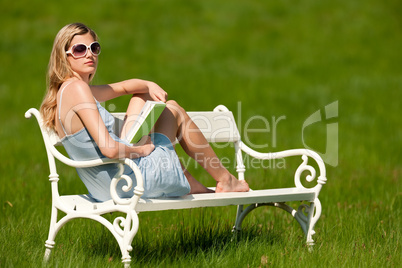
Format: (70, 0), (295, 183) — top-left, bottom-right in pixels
(66, 41), (101, 59)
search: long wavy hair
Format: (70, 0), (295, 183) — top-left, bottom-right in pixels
(40, 23), (99, 130)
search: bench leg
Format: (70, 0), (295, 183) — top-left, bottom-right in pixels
(305, 198), (322, 250)
(274, 200), (321, 248)
(233, 205), (243, 232)
(43, 206), (140, 266)
(43, 205), (59, 263)
(271, 201), (320, 247)
(113, 210), (140, 267)
(44, 241), (55, 263)
(305, 202), (315, 248)
(233, 204), (257, 233)
(123, 259), (131, 268)
(232, 200), (321, 248)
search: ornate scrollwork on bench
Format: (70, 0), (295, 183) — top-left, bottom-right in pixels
(295, 154), (327, 190)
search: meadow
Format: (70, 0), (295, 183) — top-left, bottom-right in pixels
(0, 0), (400, 267)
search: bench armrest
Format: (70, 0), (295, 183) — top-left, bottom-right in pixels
(25, 108), (144, 206)
(239, 141), (327, 193)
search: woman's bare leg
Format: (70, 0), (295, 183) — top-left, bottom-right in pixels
(119, 95), (147, 139)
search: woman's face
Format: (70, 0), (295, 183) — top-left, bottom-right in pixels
(66, 33), (99, 81)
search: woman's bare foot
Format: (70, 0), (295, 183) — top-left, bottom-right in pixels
(215, 174), (250, 193)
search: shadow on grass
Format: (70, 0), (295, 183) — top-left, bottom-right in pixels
(82, 212), (285, 266)
(134, 226), (283, 265)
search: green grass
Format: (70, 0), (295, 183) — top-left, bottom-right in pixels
(0, 0), (401, 267)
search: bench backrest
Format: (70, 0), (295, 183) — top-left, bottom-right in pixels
(188, 112), (240, 143)
(47, 109), (240, 146)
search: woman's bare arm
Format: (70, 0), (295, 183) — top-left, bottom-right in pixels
(91, 79), (168, 102)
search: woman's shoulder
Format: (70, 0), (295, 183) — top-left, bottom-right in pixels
(59, 79), (94, 101)
(61, 78), (90, 92)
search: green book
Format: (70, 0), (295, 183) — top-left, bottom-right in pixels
(124, 101), (166, 144)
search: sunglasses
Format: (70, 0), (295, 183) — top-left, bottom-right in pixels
(66, 41), (101, 58)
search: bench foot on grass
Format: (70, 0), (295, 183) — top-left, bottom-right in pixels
(43, 240), (55, 263)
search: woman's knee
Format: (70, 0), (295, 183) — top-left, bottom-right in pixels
(166, 99), (180, 108)
(166, 100), (187, 122)
(166, 100), (186, 116)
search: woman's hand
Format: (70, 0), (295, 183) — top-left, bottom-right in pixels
(148, 82), (168, 102)
(129, 136), (155, 158)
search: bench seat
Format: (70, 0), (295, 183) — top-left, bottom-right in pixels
(60, 188), (316, 213)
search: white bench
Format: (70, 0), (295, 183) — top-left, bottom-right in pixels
(25, 105), (327, 267)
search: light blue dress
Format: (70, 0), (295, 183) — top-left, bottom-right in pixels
(58, 87), (190, 202)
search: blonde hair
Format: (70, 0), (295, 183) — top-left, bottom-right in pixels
(40, 23), (99, 130)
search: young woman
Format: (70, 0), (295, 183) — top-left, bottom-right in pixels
(40, 23), (249, 202)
